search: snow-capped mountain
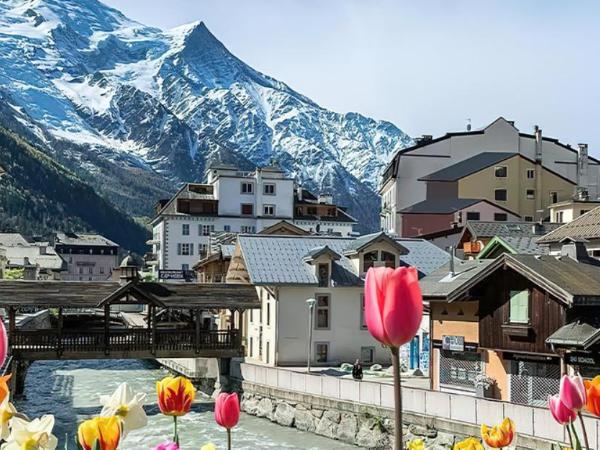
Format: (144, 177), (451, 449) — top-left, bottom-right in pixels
(0, 0), (412, 231)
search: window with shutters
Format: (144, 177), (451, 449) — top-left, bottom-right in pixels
(182, 224), (190, 235)
(509, 290), (529, 324)
(200, 224), (214, 236)
(178, 243), (192, 256)
(315, 294), (330, 329)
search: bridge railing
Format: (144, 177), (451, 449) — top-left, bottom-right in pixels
(9, 329), (239, 355)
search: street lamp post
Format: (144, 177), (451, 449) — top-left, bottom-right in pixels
(306, 298), (316, 373)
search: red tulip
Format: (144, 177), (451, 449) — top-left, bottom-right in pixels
(560, 374), (587, 411)
(0, 319), (7, 369)
(548, 394), (577, 424)
(364, 266), (423, 348)
(214, 392), (239, 430)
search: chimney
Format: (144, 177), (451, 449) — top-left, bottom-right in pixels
(576, 143), (589, 196)
(534, 125), (543, 162)
(449, 245), (456, 276)
(531, 222), (544, 235)
(297, 186), (303, 202)
(560, 238), (590, 263)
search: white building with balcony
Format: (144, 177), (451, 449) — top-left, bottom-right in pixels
(149, 164), (356, 277)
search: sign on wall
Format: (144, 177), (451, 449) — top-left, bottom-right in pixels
(442, 335), (465, 352)
(158, 270), (195, 281)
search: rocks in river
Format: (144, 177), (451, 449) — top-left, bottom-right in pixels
(356, 417), (390, 449)
(315, 410), (340, 439)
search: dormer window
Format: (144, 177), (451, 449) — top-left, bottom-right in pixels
(381, 251), (396, 268)
(317, 263), (329, 287)
(363, 251), (378, 271)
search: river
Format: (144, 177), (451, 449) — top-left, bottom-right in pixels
(15, 359), (357, 449)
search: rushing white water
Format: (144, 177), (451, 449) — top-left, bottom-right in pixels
(14, 360), (357, 449)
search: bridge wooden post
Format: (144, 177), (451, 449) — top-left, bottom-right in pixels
(195, 309), (201, 354)
(238, 308), (245, 354)
(104, 304), (110, 356)
(8, 307), (15, 334)
(57, 307), (63, 358)
(150, 305), (157, 355)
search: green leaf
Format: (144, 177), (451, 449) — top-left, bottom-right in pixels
(74, 434), (84, 450)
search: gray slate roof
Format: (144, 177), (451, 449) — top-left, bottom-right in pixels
(537, 207), (600, 244)
(238, 236), (360, 286)
(400, 198), (484, 214)
(419, 152), (515, 182)
(466, 221), (562, 238)
(507, 254), (600, 301)
(343, 232), (407, 255)
(396, 238), (454, 276)
(500, 236), (550, 254)
(54, 233), (118, 247)
(237, 235), (453, 286)
(420, 259), (495, 300)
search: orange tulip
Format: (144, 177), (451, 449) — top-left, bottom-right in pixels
(77, 416), (121, 450)
(481, 417), (515, 448)
(156, 376), (195, 416)
(0, 374), (11, 404)
(584, 375), (600, 416)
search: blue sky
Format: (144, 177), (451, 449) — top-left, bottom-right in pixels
(103, 0), (600, 155)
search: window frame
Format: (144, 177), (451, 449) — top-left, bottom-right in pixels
(240, 182), (254, 194)
(526, 168), (535, 179)
(494, 189), (508, 202)
(263, 183), (276, 195)
(314, 294), (331, 330)
(524, 216), (534, 222)
(466, 211), (481, 221)
(550, 191), (558, 204)
(361, 346), (375, 364)
(263, 204), (276, 216)
(508, 289), (530, 325)
(182, 223), (190, 236)
(494, 166), (508, 178)
(360, 294), (368, 330)
(314, 342), (329, 363)
(494, 213), (508, 222)
(241, 203), (254, 216)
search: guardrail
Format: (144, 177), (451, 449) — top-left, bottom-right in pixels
(240, 363), (599, 447)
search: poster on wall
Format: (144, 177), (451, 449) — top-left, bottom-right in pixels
(442, 335), (465, 352)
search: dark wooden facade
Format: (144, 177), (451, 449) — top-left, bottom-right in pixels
(478, 267), (567, 355)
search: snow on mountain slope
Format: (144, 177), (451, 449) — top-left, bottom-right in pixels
(0, 0), (412, 231)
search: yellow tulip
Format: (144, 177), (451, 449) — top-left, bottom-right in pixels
(407, 438), (425, 450)
(453, 437), (484, 450)
(0, 374), (11, 404)
(481, 418), (515, 448)
(156, 376), (195, 416)
(77, 416), (121, 450)
(201, 444), (217, 450)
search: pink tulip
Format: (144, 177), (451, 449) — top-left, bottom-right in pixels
(215, 392), (240, 429)
(153, 442), (179, 450)
(548, 394), (577, 424)
(0, 319), (6, 369)
(364, 266), (423, 348)
(559, 374), (587, 411)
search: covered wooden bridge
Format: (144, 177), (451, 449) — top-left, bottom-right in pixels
(0, 277), (259, 360)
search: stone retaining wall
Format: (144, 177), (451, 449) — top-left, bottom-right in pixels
(241, 380), (456, 449)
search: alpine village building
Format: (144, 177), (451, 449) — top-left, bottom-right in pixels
(225, 232), (451, 368)
(149, 164), (357, 280)
(380, 117), (599, 236)
(421, 238), (600, 407)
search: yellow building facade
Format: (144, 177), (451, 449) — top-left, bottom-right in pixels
(457, 154), (575, 221)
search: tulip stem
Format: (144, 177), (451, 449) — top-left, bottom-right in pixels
(173, 415), (179, 446)
(578, 412), (590, 450)
(227, 428), (232, 450)
(391, 346), (402, 450)
(566, 424), (574, 450)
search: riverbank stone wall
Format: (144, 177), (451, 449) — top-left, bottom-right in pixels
(240, 381), (457, 449)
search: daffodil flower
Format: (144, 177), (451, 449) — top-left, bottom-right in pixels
(201, 444), (217, 450)
(0, 397), (19, 440)
(1, 415), (58, 450)
(100, 382), (147, 437)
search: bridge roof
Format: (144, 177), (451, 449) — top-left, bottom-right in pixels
(0, 281), (259, 309)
